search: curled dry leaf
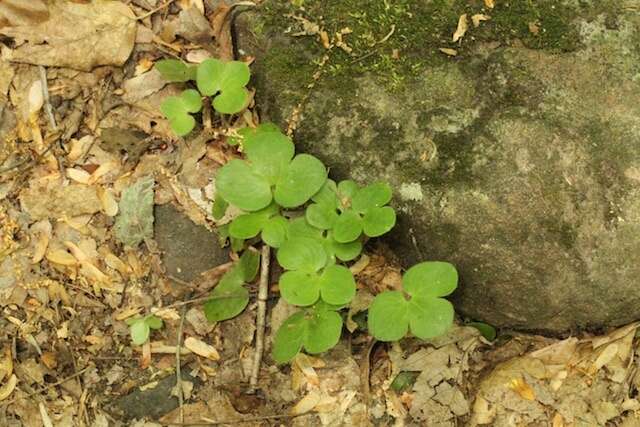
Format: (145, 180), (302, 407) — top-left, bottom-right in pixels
(290, 389), (322, 416)
(452, 14), (468, 42)
(66, 168), (91, 184)
(484, 0), (495, 8)
(184, 337), (220, 360)
(508, 377), (536, 400)
(0, 374), (17, 401)
(472, 14), (491, 28)
(46, 249), (77, 266)
(97, 187), (118, 217)
(30, 219), (51, 264)
(440, 48), (458, 56)
(27, 80), (43, 115)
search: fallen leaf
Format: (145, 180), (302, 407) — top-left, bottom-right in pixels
(0, 374), (17, 400)
(508, 377), (535, 400)
(452, 14), (468, 42)
(184, 337), (220, 360)
(484, 0), (495, 8)
(439, 48), (458, 56)
(114, 177), (155, 247)
(290, 389), (322, 415)
(0, 1), (136, 71)
(472, 14), (491, 28)
(97, 187), (118, 217)
(528, 22), (540, 35)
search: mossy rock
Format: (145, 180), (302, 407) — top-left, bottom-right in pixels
(236, 2), (640, 332)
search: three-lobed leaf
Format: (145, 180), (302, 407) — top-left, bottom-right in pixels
(160, 89), (202, 136)
(277, 237), (327, 272)
(278, 264), (356, 307)
(196, 58), (250, 114)
(367, 261), (458, 342)
(216, 160), (272, 211)
(272, 305), (343, 363)
(274, 154), (327, 208)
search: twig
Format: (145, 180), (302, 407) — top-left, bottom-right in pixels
(38, 66), (57, 130)
(135, 0), (175, 20)
(175, 296), (189, 424)
(157, 412), (306, 426)
(248, 245), (270, 392)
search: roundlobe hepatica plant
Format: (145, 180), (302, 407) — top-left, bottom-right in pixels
(155, 57), (460, 363)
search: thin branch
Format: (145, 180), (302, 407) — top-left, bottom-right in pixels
(248, 244), (270, 392)
(175, 295), (189, 424)
(135, 0), (175, 20)
(38, 66), (57, 130)
(157, 412), (306, 426)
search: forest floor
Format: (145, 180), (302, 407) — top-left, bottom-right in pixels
(0, 1), (639, 426)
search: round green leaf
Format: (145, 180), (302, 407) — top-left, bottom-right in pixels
(262, 216), (288, 248)
(303, 309), (343, 354)
(319, 265), (356, 305)
(229, 213), (267, 239)
(180, 89), (202, 112)
(332, 210), (363, 243)
(219, 60), (251, 88)
(244, 130), (294, 185)
(130, 320), (150, 346)
(337, 180), (359, 201)
(145, 315), (163, 330)
(238, 249), (261, 282)
(305, 203), (338, 230)
(352, 182), (392, 213)
(196, 58), (225, 96)
(330, 238), (362, 262)
(362, 206), (396, 237)
(203, 269), (249, 322)
(160, 96), (184, 118)
(312, 180), (338, 207)
(212, 86), (248, 114)
(272, 311), (306, 364)
(367, 291), (409, 342)
(155, 59), (195, 82)
(277, 237), (327, 272)
(287, 217), (323, 240)
(169, 114), (196, 137)
(408, 296), (454, 339)
(274, 154), (327, 208)
(403, 262), (458, 298)
(279, 271), (320, 306)
(216, 160), (272, 211)
(212, 196), (228, 220)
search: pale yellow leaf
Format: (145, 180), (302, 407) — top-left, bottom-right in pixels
(472, 14), (491, 27)
(114, 307), (142, 321)
(97, 187), (118, 217)
(593, 343), (619, 370)
(452, 14), (468, 42)
(46, 249), (77, 266)
(439, 48), (458, 56)
(152, 307), (181, 321)
(508, 377), (535, 400)
(66, 168), (91, 184)
(30, 220), (51, 263)
(0, 374), (17, 401)
(184, 337), (220, 360)
(484, 0), (495, 8)
(290, 389), (322, 415)
(28, 80), (43, 115)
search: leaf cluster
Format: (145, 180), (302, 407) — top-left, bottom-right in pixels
(156, 58), (251, 136)
(126, 314), (163, 346)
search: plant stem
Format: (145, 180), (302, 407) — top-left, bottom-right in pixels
(248, 244), (270, 392)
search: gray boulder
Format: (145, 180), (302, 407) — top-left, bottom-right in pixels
(236, 1), (640, 331)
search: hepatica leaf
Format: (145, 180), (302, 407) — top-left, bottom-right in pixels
(215, 125), (327, 212)
(155, 59), (197, 82)
(368, 261), (458, 341)
(160, 89), (202, 136)
(272, 304), (343, 363)
(114, 176), (154, 247)
(204, 250), (260, 322)
(196, 58), (250, 114)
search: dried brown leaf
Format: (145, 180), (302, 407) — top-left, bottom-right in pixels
(184, 337), (220, 360)
(452, 14), (468, 42)
(1, 2), (136, 71)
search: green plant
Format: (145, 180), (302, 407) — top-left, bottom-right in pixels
(156, 57), (460, 364)
(155, 58), (250, 136)
(126, 314), (163, 346)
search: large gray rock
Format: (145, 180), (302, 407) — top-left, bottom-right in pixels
(236, 1), (640, 331)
